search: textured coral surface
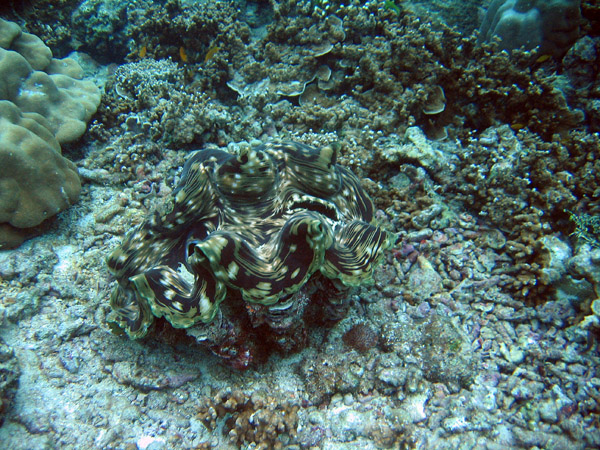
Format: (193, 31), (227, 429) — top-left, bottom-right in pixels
(0, 18), (100, 248)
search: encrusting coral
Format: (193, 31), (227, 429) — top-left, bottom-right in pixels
(107, 141), (394, 368)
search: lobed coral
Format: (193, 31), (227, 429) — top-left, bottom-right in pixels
(0, 101), (80, 246)
(0, 19), (100, 143)
(0, 18), (100, 248)
(106, 141), (394, 368)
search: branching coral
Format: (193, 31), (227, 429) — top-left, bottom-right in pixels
(444, 125), (599, 301)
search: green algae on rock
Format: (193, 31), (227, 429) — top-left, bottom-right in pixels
(106, 141), (394, 367)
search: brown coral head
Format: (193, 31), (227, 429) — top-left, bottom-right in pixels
(342, 322), (379, 353)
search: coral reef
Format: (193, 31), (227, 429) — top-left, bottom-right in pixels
(2, 0), (246, 65)
(372, 115), (596, 303)
(97, 58), (235, 148)
(409, 0), (482, 34)
(227, 5), (584, 144)
(71, 0), (244, 65)
(0, 0), (79, 57)
(0, 18), (100, 248)
(562, 35), (600, 132)
(0, 1), (599, 449)
(71, 0), (143, 63)
(107, 141), (394, 368)
(444, 125), (599, 301)
(65, 2), (596, 312)
(81, 0), (593, 156)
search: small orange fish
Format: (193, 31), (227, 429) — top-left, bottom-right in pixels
(510, 123), (525, 131)
(535, 54), (551, 63)
(204, 44), (220, 64)
(179, 46), (188, 63)
(139, 45), (147, 58)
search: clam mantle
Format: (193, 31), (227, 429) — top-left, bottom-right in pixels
(107, 141), (394, 367)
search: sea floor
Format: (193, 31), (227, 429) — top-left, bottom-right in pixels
(1, 139), (599, 449)
(0, 2), (599, 447)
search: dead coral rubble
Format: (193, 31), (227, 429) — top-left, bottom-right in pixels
(197, 388), (299, 449)
(445, 125), (600, 302)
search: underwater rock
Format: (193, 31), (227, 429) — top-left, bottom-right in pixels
(406, 255), (443, 299)
(0, 337), (20, 426)
(566, 244), (600, 294)
(381, 127), (459, 184)
(563, 36), (598, 85)
(106, 141), (394, 368)
(380, 311), (476, 390)
(538, 235), (571, 285)
(479, 0), (582, 57)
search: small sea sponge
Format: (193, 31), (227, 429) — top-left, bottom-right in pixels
(107, 141), (394, 364)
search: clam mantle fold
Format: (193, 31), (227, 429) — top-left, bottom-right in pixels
(107, 141), (394, 365)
